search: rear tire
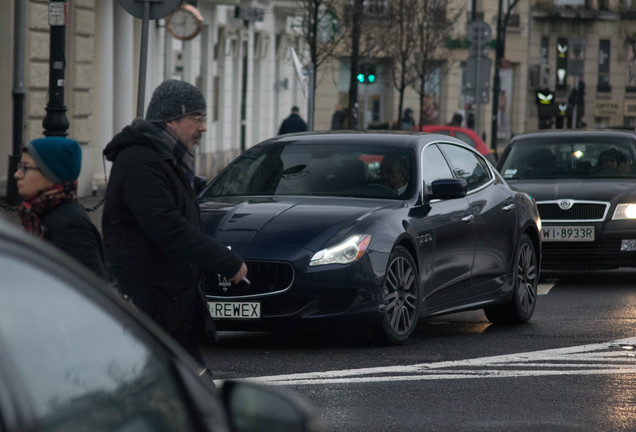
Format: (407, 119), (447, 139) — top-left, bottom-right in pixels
(484, 233), (538, 324)
(374, 246), (419, 344)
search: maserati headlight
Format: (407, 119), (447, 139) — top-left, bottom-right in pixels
(309, 234), (372, 266)
(613, 204), (636, 220)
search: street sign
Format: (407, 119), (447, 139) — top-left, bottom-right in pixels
(463, 56), (491, 105)
(467, 20), (492, 58)
(118, 0), (180, 20)
(119, 0), (182, 118)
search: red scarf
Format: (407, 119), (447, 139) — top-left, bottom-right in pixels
(17, 181), (78, 239)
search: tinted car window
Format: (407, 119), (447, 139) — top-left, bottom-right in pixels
(204, 143), (414, 199)
(439, 143), (491, 191)
(422, 144), (454, 194)
(0, 255), (198, 432)
(499, 138), (636, 179)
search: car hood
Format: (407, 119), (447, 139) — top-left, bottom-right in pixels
(508, 178), (636, 202)
(198, 196), (401, 256)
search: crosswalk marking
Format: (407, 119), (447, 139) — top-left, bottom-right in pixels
(226, 337), (636, 386)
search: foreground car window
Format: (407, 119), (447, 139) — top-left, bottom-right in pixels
(439, 143), (491, 190)
(203, 143), (414, 199)
(0, 255), (198, 431)
(499, 139), (636, 179)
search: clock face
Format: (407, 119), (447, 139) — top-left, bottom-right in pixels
(166, 5), (203, 41)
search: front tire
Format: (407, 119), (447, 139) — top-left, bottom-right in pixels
(484, 233), (538, 324)
(375, 246), (419, 344)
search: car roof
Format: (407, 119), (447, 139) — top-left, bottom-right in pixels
(420, 125), (478, 135)
(258, 130), (470, 149)
(510, 129), (636, 144)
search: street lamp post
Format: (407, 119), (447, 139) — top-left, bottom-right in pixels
(490, 0), (503, 155)
(42, 0), (69, 137)
(490, 0), (518, 155)
(6, 0), (26, 205)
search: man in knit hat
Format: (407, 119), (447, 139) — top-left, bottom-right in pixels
(102, 79), (247, 371)
(14, 137), (106, 278)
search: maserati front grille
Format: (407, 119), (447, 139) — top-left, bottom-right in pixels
(206, 260), (294, 298)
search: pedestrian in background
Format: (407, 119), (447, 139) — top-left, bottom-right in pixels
(401, 108), (415, 130)
(102, 79), (247, 370)
(447, 113), (463, 127)
(278, 106), (308, 135)
(14, 137), (106, 279)
(331, 103), (346, 130)
(465, 103), (475, 129)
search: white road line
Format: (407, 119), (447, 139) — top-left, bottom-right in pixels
(538, 282), (555, 295)
(220, 337), (636, 386)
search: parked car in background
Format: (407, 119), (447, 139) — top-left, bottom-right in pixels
(497, 130), (636, 270)
(0, 218), (325, 432)
(198, 132), (541, 344)
(420, 125), (496, 164)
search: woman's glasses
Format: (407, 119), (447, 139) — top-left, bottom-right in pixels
(16, 162), (42, 175)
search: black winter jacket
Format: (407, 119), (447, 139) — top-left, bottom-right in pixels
(43, 202), (106, 279)
(102, 120), (243, 308)
(278, 113), (308, 135)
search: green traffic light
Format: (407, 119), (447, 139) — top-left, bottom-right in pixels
(368, 74), (376, 83)
(357, 73), (365, 83)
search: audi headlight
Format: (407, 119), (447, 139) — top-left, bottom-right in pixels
(613, 204), (636, 220)
(309, 235), (372, 266)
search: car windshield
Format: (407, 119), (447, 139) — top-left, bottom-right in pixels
(499, 137), (636, 179)
(203, 142), (414, 199)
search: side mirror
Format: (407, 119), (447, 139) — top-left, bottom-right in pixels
(221, 381), (326, 432)
(427, 178), (467, 200)
(193, 176), (208, 195)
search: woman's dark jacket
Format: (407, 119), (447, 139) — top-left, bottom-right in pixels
(43, 203), (106, 279)
(102, 120), (243, 317)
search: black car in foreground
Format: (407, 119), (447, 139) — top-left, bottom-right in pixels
(497, 130), (636, 270)
(199, 132), (542, 344)
(0, 218), (325, 432)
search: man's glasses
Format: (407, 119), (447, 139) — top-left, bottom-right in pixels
(187, 113), (207, 124)
(16, 162), (42, 175)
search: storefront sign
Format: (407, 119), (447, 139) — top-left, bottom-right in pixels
(624, 101), (636, 117)
(595, 101), (621, 117)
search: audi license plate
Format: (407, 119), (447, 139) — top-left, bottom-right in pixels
(208, 302), (260, 319)
(542, 226), (595, 242)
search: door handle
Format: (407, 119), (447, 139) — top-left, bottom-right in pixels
(462, 214), (474, 223)
(503, 203), (515, 212)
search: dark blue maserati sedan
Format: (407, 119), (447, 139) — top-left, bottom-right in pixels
(198, 132), (541, 344)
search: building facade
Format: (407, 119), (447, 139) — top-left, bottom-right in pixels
(2, 0), (636, 198)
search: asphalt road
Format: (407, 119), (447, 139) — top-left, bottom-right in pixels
(206, 269), (636, 431)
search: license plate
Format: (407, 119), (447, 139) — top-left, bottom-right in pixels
(208, 302), (261, 319)
(542, 226), (595, 242)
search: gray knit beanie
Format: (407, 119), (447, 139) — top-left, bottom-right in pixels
(145, 79), (206, 122)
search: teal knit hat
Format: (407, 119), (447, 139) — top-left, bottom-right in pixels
(26, 137), (82, 183)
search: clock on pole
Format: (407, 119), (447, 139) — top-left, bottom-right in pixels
(166, 4), (203, 41)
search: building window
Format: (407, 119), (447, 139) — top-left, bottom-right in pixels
(627, 41), (636, 92)
(597, 39), (611, 93)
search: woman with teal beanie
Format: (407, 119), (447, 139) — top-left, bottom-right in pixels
(13, 136), (106, 279)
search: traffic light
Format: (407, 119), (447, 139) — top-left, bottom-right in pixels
(536, 89), (556, 130)
(367, 65), (376, 83)
(556, 103), (568, 129)
(357, 64), (376, 84)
